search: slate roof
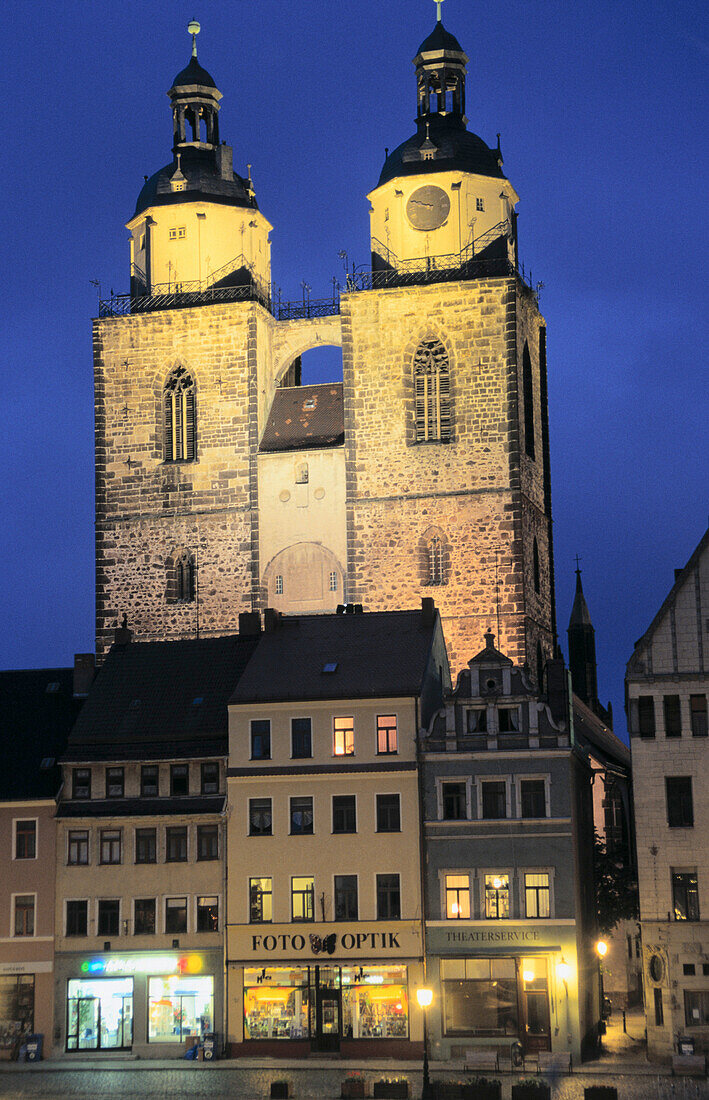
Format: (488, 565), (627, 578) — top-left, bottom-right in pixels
(230, 609), (440, 704)
(170, 55), (218, 90)
(259, 384), (344, 453)
(134, 146), (256, 218)
(416, 21), (466, 56)
(0, 668), (80, 800)
(573, 695), (630, 771)
(569, 570), (593, 628)
(63, 635), (259, 763)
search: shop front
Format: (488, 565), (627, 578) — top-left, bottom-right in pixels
(228, 921), (424, 1057)
(0, 962), (53, 1059)
(426, 922), (583, 1064)
(55, 949), (222, 1058)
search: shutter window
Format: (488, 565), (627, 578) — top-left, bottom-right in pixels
(163, 367), (196, 463)
(413, 340), (451, 443)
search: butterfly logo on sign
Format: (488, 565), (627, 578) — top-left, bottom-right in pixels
(309, 933), (337, 955)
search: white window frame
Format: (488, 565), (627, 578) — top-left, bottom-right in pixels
(475, 775), (512, 820)
(478, 867), (515, 920)
(519, 867), (555, 919)
(514, 774), (551, 819)
(11, 892), (37, 938)
(439, 869), (472, 920)
(12, 817), (38, 861)
(436, 776), (472, 820)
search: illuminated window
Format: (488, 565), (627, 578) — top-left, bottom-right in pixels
(14, 820), (36, 860)
(484, 874), (509, 919)
(673, 872), (699, 921)
(524, 873), (550, 918)
(291, 877), (314, 922)
(197, 896), (219, 932)
(377, 715), (398, 754)
(163, 365), (196, 463)
(148, 975), (214, 1043)
(446, 875), (470, 919)
(250, 878), (272, 923)
(333, 716), (354, 756)
(414, 339), (451, 443)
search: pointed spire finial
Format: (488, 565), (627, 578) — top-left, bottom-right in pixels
(434, 0), (445, 22)
(188, 19), (201, 57)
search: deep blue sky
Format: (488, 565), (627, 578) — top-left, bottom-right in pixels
(1, 0), (707, 735)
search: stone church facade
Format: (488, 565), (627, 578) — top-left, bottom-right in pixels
(94, 16), (555, 676)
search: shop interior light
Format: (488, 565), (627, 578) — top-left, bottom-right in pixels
(364, 974), (384, 984)
(522, 968), (535, 983)
(492, 877), (503, 890)
(416, 987), (433, 1007)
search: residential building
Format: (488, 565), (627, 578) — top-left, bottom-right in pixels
(225, 602), (450, 1058)
(626, 528), (709, 1060)
(53, 628), (258, 1057)
(0, 664), (86, 1058)
(419, 632), (600, 1065)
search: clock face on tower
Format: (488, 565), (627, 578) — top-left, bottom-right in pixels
(406, 185), (451, 231)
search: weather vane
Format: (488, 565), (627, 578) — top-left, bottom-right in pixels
(188, 19), (201, 57)
(434, 0), (445, 22)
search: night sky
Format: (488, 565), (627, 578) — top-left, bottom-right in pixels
(2, 0), (707, 736)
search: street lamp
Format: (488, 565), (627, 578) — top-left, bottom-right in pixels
(416, 987), (433, 1100)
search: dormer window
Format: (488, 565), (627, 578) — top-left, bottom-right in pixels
(498, 707), (520, 733)
(466, 708), (487, 734)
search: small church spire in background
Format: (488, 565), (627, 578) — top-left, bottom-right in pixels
(188, 18), (201, 57)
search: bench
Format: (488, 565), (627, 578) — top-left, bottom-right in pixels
(463, 1049), (499, 1072)
(537, 1051), (572, 1074)
(672, 1054), (706, 1077)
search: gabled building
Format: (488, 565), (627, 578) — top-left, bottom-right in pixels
(53, 627), (258, 1057)
(0, 664), (87, 1058)
(419, 633), (600, 1065)
(626, 527), (709, 1060)
(225, 601), (450, 1058)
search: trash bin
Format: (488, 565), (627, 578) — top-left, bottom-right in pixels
(202, 1032), (218, 1060)
(679, 1036), (695, 1056)
(24, 1035), (43, 1062)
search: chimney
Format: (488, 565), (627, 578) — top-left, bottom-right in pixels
(239, 611), (262, 636)
(73, 653), (95, 699)
(264, 608), (282, 634)
(114, 614), (132, 647)
(421, 597), (436, 627)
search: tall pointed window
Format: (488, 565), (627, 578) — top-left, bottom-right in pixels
(414, 340), (451, 443)
(522, 342), (535, 460)
(164, 366), (196, 462)
(429, 536), (444, 585)
(166, 550), (196, 603)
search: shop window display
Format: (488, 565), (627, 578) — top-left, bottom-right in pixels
(66, 977), (133, 1051)
(243, 966), (408, 1042)
(0, 975), (34, 1051)
(148, 975), (213, 1043)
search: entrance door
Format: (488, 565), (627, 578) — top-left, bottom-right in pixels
(68, 997), (99, 1050)
(311, 967), (341, 1052)
(522, 985), (551, 1052)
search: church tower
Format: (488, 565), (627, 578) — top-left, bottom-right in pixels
(567, 567), (599, 711)
(341, 8), (556, 673)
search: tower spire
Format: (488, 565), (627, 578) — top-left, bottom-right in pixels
(434, 0), (445, 22)
(567, 562), (598, 710)
(188, 19), (200, 58)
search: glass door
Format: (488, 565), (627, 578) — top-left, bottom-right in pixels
(66, 978), (133, 1051)
(312, 966), (341, 1052)
(520, 959), (551, 1053)
(67, 997), (99, 1051)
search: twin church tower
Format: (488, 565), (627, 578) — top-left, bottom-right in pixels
(94, 13), (555, 678)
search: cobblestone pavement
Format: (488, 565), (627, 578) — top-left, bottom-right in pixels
(0, 1067), (707, 1100)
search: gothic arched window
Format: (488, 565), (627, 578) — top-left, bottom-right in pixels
(522, 341), (535, 460)
(166, 550), (195, 603)
(420, 528), (448, 587)
(164, 366), (196, 462)
(413, 340), (451, 443)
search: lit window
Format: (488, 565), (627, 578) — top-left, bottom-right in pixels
(197, 896), (219, 932)
(275, 575), (284, 595)
(291, 877), (314, 922)
(484, 874), (509, 919)
(476, 197), (485, 212)
(163, 365), (196, 463)
(14, 895), (35, 937)
(377, 715), (398, 754)
(148, 975), (214, 1043)
(333, 716), (354, 756)
(446, 875), (470, 919)
(414, 339), (451, 443)
(15, 820), (36, 860)
(673, 872), (699, 921)
(524, 873), (550, 918)
(250, 878), (273, 923)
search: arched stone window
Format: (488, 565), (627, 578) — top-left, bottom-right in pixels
(522, 341), (535, 460)
(413, 340), (451, 443)
(533, 537), (541, 595)
(164, 365), (196, 462)
(166, 550), (196, 603)
(420, 527), (449, 587)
